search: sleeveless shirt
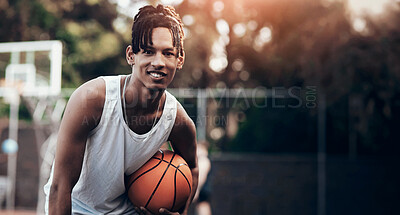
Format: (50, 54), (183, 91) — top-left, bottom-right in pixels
(44, 75), (178, 214)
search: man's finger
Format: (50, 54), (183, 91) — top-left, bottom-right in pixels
(159, 208), (179, 215)
(140, 206), (153, 215)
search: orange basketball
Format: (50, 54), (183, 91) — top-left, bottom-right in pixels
(126, 149), (193, 215)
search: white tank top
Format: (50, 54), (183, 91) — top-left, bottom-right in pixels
(44, 75), (178, 214)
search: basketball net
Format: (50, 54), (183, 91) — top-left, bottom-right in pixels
(0, 79), (25, 96)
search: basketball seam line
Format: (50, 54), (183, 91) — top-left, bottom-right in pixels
(171, 163), (191, 211)
(145, 152), (176, 210)
(151, 157), (189, 175)
(176, 163), (192, 200)
(178, 164), (192, 193)
(153, 157), (192, 207)
(173, 164), (178, 211)
(126, 151), (165, 191)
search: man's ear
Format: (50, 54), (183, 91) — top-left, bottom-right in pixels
(126, 45), (135, 66)
(177, 51), (185, 70)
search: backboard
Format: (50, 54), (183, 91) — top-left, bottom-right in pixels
(0, 40), (62, 97)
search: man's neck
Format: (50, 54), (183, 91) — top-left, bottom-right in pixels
(124, 77), (165, 112)
(139, 87), (164, 110)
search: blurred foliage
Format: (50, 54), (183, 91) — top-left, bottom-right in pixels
(0, 98), (32, 122)
(0, 0), (399, 155)
(228, 99), (317, 153)
(0, 0), (125, 87)
(173, 0), (400, 155)
(223, 0), (399, 155)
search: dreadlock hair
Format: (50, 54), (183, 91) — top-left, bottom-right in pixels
(131, 4), (185, 57)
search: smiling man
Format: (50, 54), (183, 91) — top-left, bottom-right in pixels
(44, 5), (198, 215)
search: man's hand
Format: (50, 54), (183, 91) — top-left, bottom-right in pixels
(134, 207), (153, 215)
(159, 208), (182, 215)
(134, 207), (183, 215)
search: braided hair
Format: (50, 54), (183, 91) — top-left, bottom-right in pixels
(131, 4), (185, 57)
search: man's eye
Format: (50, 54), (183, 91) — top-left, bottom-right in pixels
(165, 52), (175, 57)
(144, 50), (153, 54)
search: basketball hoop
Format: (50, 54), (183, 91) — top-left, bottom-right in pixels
(0, 63), (37, 97)
(0, 40), (62, 97)
(0, 40), (63, 211)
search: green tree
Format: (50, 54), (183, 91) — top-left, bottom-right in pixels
(0, 0), (124, 87)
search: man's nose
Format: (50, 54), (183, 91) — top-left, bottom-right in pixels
(151, 52), (165, 68)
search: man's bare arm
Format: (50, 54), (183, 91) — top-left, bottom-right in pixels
(49, 78), (105, 215)
(166, 103), (199, 215)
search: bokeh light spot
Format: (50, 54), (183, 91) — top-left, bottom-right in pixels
(233, 23), (247, 37)
(216, 19), (230, 35)
(213, 1), (225, 13)
(182, 15), (195, 26)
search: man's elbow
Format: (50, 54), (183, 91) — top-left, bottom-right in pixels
(49, 182), (59, 199)
(49, 180), (73, 203)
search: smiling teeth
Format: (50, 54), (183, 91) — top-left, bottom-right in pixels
(150, 72), (162, 78)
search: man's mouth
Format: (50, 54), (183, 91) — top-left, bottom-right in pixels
(147, 71), (167, 78)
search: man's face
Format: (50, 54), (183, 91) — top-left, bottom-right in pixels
(130, 27), (184, 90)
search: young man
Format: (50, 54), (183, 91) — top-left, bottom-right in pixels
(44, 4), (198, 215)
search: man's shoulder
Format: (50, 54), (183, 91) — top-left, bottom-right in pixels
(59, 77), (107, 136)
(67, 77), (106, 120)
(72, 77), (106, 106)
